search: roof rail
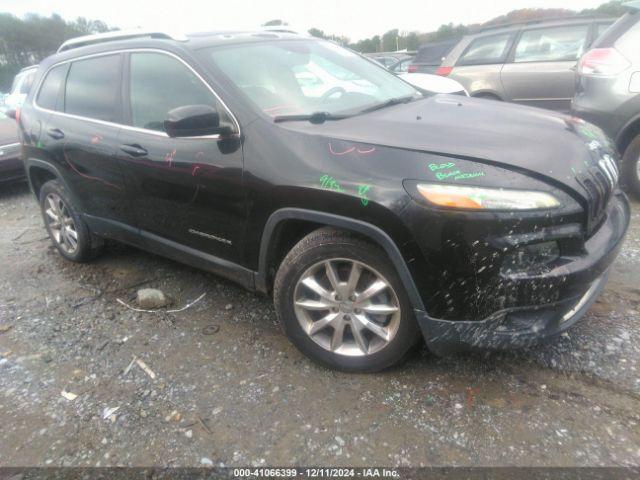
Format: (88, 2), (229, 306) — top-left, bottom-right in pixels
(57, 29), (188, 53)
(260, 25), (305, 35)
(471, 14), (615, 34)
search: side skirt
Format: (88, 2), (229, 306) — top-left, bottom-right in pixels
(83, 214), (255, 290)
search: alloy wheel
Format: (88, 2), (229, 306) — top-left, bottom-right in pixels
(293, 258), (401, 356)
(45, 193), (78, 254)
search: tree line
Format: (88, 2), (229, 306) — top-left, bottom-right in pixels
(0, 0), (631, 91)
(307, 0), (631, 53)
(0, 13), (112, 90)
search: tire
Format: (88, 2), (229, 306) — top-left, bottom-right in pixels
(273, 227), (420, 372)
(39, 179), (103, 262)
(621, 135), (640, 200)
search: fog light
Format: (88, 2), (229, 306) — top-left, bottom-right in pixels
(501, 241), (560, 274)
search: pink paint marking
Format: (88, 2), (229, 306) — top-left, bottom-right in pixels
(328, 143), (376, 156)
(63, 142), (121, 190)
(164, 149), (177, 167)
(356, 147), (376, 155)
(328, 143), (356, 156)
(90, 135), (103, 145)
(191, 165), (202, 177)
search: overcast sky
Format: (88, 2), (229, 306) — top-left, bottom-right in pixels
(2, 0), (607, 41)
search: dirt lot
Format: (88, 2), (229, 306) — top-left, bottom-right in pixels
(0, 181), (639, 468)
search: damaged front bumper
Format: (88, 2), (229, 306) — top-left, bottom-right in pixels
(416, 193), (630, 356)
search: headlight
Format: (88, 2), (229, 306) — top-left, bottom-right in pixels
(417, 184), (561, 210)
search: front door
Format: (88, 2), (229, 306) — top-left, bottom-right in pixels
(116, 51), (245, 262)
(500, 24), (590, 112)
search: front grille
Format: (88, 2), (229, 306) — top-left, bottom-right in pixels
(577, 154), (618, 235)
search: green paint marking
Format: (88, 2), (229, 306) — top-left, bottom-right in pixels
(429, 162), (456, 171)
(454, 172), (485, 180)
(36, 140), (45, 149)
(319, 174), (344, 192)
(436, 170), (461, 180)
(357, 184), (372, 206)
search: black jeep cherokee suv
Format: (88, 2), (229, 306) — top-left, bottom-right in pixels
(16, 30), (630, 371)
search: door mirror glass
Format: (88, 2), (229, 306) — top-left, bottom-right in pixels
(164, 104), (221, 137)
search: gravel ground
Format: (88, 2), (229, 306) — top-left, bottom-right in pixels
(0, 182), (639, 468)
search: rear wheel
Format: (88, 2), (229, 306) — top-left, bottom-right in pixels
(39, 180), (102, 262)
(273, 227), (420, 372)
(622, 135), (640, 200)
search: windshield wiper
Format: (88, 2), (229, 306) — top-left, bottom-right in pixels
(358, 95), (418, 114)
(273, 111), (351, 124)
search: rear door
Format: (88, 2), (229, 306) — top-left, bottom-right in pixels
(116, 51), (244, 262)
(449, 32), (514, 97)
(40, 54), (135, 232)
(500, 23), (591, 111)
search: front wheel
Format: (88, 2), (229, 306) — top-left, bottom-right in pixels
(622, 135), (640, 200)
(273, 228), (420, 372)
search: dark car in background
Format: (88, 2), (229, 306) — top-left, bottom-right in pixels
(16, 30), (629, 371)
(407, 40), (459, 74)
(0, 115), (23, 183)
(572, 1), (640, 198)
(436, 16), (615, 111)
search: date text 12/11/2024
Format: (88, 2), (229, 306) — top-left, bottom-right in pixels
(232, 467), (400, 477)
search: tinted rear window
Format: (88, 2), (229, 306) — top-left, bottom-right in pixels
(65, 54), (121, 122)
(36, 65), (67, 111)
(593, 11), (640, 48)
(414, 41), (458, 65)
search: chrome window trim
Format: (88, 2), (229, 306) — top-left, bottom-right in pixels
(33, 48), (241, 140)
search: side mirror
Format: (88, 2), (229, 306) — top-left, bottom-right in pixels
(5, 109), (17, 120)
(164, 105), (222, 138)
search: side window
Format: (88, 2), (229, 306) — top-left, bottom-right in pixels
(457, 33), (512, 66)
(129, 52), (228, 133)
(392, 60), (410, 73)
(36, 65), (67, 111)
(65, 54), (121, 122)
(514, 25), (589, 63)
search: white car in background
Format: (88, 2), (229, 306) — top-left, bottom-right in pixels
(399, 72), (469, 96)
(3, 65), (38, 111)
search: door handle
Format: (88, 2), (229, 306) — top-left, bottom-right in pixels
(47, 128), (65, 140)
(120, 144), (148, 157)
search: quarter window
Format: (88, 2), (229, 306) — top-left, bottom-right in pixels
(65, 54), (121, 122)
(128, 52), (225, 133)
(36, 65), (67, 111)
(457, 33), (512, 66)
(514, 25), (589, 63)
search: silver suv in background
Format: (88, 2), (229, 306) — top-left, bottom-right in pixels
(438, 17), (615, 111)
(572, 1), (640, 198)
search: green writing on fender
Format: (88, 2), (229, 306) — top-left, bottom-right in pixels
(429, 162), (456, 171)
(436, 170), (461, 180)
(454, 172), (485, 180)
(357, 184), (372, 206)
(320, 174), (344, 192)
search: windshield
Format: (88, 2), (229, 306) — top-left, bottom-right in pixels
(200, 39), (420, 118)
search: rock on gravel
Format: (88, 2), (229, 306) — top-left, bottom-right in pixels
(136, 289), (168, 309)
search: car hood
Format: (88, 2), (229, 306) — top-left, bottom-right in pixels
(281, 95), (615, 197)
